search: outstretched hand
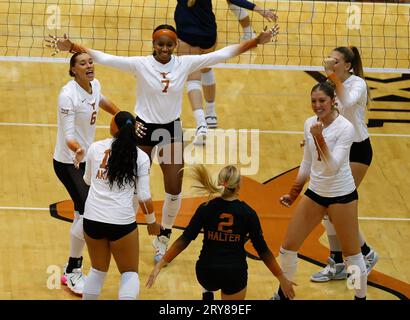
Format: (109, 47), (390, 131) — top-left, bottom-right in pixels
(45, 33), (72, 56)
(146, 259), (167, 289)
(254, 7), (278, 22)
(256, 24), (280, 45)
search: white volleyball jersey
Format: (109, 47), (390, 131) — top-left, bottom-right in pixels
(303, 115), (356, 197)
(89, 45), (238, 124)
(335, 75), (369, 143)
(83, 138), (151, 225)
(53, 79), (102, 163)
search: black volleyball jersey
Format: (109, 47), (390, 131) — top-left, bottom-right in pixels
(182, 197), (269, 268)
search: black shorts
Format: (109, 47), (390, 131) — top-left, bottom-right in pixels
(53, 159), (89, 215)
(195, 263), (247, 295)
(304, 188), (358, 208)
(136, 116), (183, 147)
(83, 218), (137, 242)
(349, 138), (373, 166)
(177, 33), (217, 50)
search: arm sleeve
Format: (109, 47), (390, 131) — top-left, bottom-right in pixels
(298, 125), (313, 181)
(58, 93), (76, 142)
(316, 124), (355, 174)
(83, 145), (93, 186)
(329, 74), (367, 111)
(182, 205), (205, 241)
(287, 123), (312, 200)
(186, 43), (254, 74)
(248, 210), (270, 256)
(87, 49), (138, 74)
(136, 156), (151, 201)
(228, 0), (256, 10)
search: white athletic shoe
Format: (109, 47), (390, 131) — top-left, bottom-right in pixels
(310, 257), (348, 282)
(62, 265), (85, 295)
(193, 125), (208, 146)
(153, 235), (170, 264)
(205, 115), (218, 129)
(364, 249), (379, 275)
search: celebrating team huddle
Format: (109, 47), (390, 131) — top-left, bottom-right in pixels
(46, 0), (378, 301)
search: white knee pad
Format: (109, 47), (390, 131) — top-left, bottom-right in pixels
(201, 69), (215, 86)
(279, 247), (298, 282)
(186, 80), (202, 94)
(119, 272), (140, 300)
(70, 214), (84, 241)
(83, 268), (107, 300)
(345, 253), (367, 298)
(323, 215), (337, 236)
(162, 192), (182, 229)
(228, 3), (249, 20)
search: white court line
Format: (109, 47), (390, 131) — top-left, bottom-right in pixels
(0, 206), (408, 221)
(1, 122), (410, 138)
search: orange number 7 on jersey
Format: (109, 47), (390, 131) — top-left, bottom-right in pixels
(161, 80), (170, 93)
(217, 213), (234, 233)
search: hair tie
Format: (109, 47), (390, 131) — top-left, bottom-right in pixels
(126, 119), (133, 126)
(219, 181), (228, 188)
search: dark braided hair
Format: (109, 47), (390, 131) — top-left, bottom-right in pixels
(107, 111), (138, 189)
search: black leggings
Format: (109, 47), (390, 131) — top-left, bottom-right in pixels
(53, 159), (89, 215)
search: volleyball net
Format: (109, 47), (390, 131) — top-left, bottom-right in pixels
(1, 0), (409, 73)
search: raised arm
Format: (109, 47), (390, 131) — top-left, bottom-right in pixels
(186, 24), (279, 73)
(99, 95), (121, 115)
(310, 122), (354, 174)
(324, 58), (367, 110)
(46, 33), (136, 73)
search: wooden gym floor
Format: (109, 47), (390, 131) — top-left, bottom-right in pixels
(0, 0), (409, 300)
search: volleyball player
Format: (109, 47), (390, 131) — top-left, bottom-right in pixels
(273, 82), (368, 300)
(310, 46), (378, 283)
(48, 23), (279, 264)
(82, 111), (159, 300)
(147, 165), (295, 300)
(52, 52), (120, 294)
(175, 0), (277, 144)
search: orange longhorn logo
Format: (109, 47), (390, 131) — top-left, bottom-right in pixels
(50, 167), (410, 299)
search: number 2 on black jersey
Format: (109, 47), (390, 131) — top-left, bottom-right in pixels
(217, 213), (234, 233)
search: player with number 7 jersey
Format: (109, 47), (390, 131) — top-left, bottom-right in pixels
(48, 22), (279, 267)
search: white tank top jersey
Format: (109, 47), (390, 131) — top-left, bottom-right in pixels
(335, 74), (369, 143)
(53, 79), (102, 163)
(303, 115), (356, 197)
(88, 45), (238, 124)
(83, 138), (151, 225)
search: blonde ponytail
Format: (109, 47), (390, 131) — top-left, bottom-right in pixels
(189, 165), (241, 198)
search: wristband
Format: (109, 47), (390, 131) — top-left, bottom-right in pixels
(145, 212), (156, 224)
